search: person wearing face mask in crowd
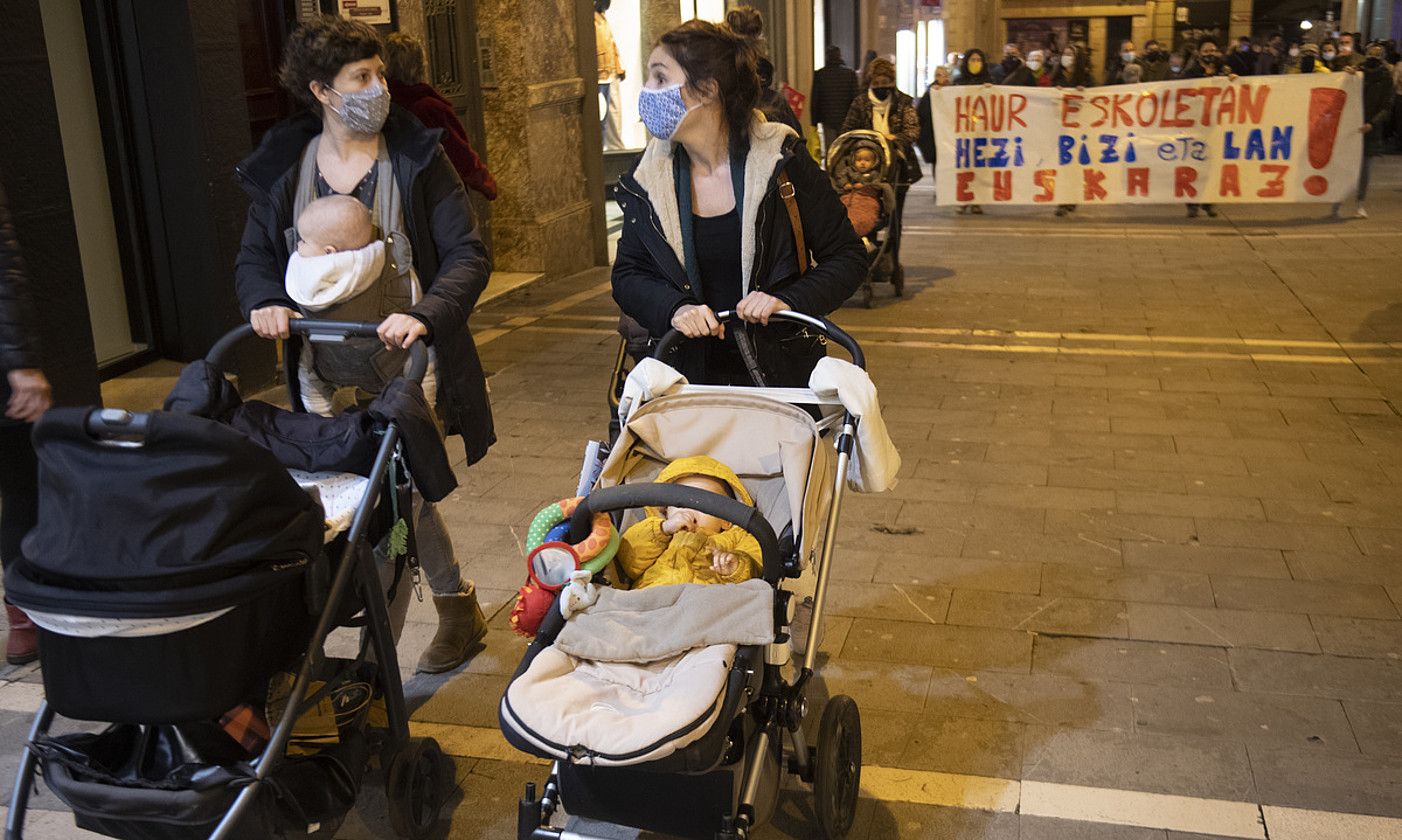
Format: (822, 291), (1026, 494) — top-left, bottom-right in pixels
(843, 58), (923, 252)
(1000, 47), (1037, 86)
(1140, 40), (1171, 81)
(952, 49), (992, 215)
(1107, 40), (1141, 85)
(1255, 35), (1285, 74)
(1330, 42), (1396, 219)
(1282, 42), (1303, 73)
(1052, 44), (1091, 87)
(1291, 42), (1332, 74)
(1182, 36), (1238, 218)
(613, 13), (864, 385)
(992, 43), (1021, 84)
(1168, 51), (1187, 76)
(1320, 39), (1340, 69)
(1026, 50), (1055, 86)
(916, 65), (952, 191)
(234, 16), (495, 675)
(1052, 45), (1092, 217)
(1333, 33), (1367, 70)
(1227, 36), (1256, 77)
(957, 48), (993, 86)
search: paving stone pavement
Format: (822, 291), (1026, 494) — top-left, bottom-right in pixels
(5, 160), (1402, 838)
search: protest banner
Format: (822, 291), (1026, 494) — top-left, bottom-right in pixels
(932, 73), (1362, 205)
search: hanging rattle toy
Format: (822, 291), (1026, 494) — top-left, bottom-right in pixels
(510, 497), (619, 637)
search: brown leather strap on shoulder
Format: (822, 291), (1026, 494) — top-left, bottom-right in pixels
(777, 169), (808, 274)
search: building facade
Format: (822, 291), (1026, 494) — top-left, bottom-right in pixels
(2, 0), (608, 391)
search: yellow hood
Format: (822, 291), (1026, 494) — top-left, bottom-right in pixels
(651, 456), (753, 514)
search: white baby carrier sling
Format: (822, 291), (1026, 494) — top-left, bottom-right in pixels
(288, 136), (420, 392)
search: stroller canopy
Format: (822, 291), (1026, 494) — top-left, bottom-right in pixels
(5, 408), (325, 619)
(599, 390), (836, 573)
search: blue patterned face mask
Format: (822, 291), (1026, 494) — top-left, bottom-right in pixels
(638, 83), (690, 140)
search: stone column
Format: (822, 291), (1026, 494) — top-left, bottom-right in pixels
(641, 0), (680, 57)
(473, 0), (606, 275)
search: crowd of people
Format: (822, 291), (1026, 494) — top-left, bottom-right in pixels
(810, 33), (1401, 220)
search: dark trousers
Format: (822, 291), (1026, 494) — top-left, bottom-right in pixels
(889, 184), (910, 264)
(0, 423), (38, 572)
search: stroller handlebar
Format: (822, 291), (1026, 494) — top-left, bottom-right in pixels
(205, 321), (431, 384)
(569, 483), (785, 583)
(653, 310), (865, 371)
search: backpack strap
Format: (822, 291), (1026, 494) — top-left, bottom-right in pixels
(776, 168), (807, 274)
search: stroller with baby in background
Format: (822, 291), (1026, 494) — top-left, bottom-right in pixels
(4, 322), (450, 840)
(503, 312), (886, 840)
(827, 130), (903, 307)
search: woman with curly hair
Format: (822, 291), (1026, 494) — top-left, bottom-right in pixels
(233, 15), (493, 675)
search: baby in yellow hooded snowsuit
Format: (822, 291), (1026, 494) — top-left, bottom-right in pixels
(617, 456), (763, 589)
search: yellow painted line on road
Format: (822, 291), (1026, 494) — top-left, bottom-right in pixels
(1021, 780), (1265, 839)
(504, 324), (1402, 365)
(529, 315), (1402, 354)
(859, 765), (1019, 812)
(410, 720), (549, 765)
(904, 224), (1402, 240)
(408, 722), (1400, 839)
(846, 325), (1399, 352)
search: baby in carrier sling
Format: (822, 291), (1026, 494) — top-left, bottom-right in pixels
(282, 140), (437, 416)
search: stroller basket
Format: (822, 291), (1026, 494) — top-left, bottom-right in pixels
(35, 723), (368, 840)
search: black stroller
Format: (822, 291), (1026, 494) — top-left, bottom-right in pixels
(4, 322), (448, 840)
(504, 313), (867, 840)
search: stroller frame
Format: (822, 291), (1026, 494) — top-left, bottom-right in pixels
(516, 311), (866, 840)
(6, 321), (445, 840)
(827, 129), (906, 307)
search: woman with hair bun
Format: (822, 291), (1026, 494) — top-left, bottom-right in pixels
(611, 12), (865, 385)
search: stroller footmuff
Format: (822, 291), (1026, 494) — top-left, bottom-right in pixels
(501, 579), (774, 768)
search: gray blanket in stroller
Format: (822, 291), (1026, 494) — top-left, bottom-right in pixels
(556, 580), (774, 663)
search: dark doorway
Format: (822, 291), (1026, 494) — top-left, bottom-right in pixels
(237, 0), (295, 144)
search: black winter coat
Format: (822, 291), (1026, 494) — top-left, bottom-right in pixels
(0, 182), (39, 378)
(1361, 59), (1397, 155)
(810, 62), (861, 128)
(841, 91), (924, 184)
(1, 181), (47, 425)
(916, 88), (936, 164)
(611, 123), (865, 383)
(233, 107), (495, 465)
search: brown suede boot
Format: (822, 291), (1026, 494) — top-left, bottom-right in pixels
(5, 602), (38, 666)
(415, 583), (488, 674)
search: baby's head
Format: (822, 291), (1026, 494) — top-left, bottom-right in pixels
(853, 147), (879, 174)
(665, 474), (734, 536)
(296, 195), (374, 257)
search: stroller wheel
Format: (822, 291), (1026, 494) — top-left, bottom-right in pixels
(387, 736), (449, 839)
(813, 695), (861, 840)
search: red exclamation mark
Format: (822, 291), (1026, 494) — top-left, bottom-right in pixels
(1305, 87), (1346, 196)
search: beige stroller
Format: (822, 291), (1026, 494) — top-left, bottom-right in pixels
(501, 312), (870, 839)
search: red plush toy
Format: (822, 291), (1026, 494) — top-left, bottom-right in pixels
(509, 581), (557, 637)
